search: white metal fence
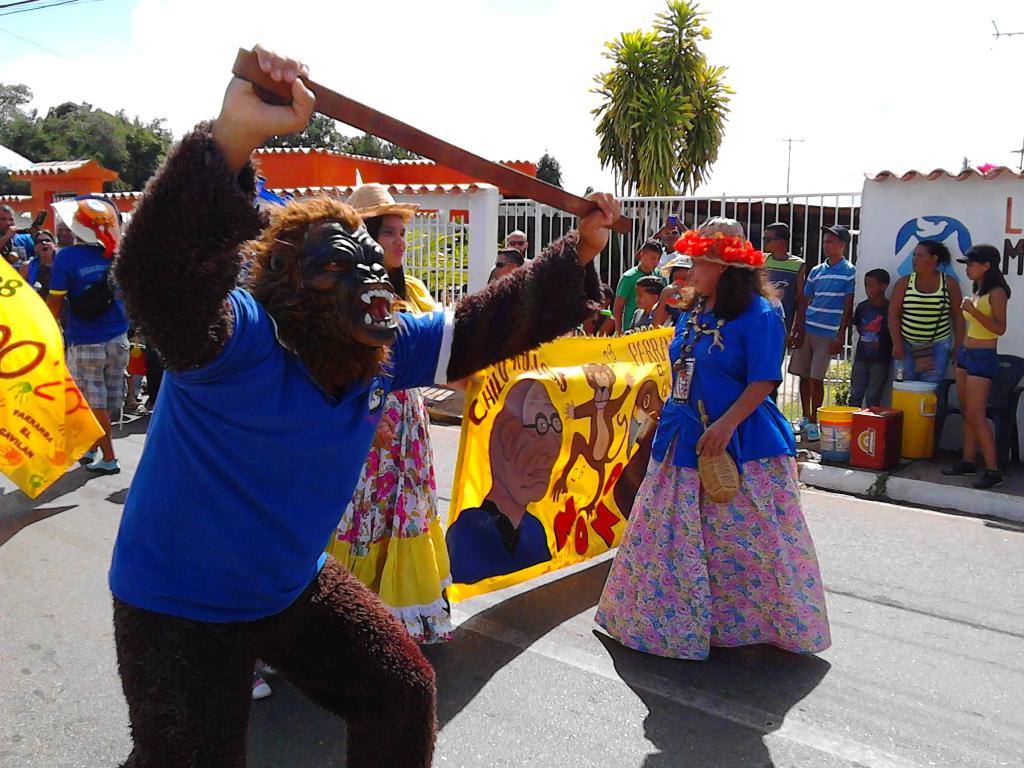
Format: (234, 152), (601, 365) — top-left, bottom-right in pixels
(403, 212), (469, 310)
(499, 193), (863, 419)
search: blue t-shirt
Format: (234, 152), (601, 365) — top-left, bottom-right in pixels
(49, 244), (129, 345)
(652, 295), (795, 469)
(447, 503), (552, 584)
(109, 289), (452, 622)
(853, 299), (893, 364)
(804, 257), (856, 338)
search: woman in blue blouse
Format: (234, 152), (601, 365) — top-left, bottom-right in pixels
(596, 218), (831, 660)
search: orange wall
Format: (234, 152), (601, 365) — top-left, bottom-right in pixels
(1, 177), (115, 229)
(1, 153), (537, 222)
(253, 151), (537, 194)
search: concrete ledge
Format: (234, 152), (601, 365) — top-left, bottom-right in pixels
(798, 461), (1024, 525)
(886, 476), (1024, 524)
(798, 462), (879, 497)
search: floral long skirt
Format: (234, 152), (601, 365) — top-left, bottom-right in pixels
(328, 388), (452, 644)
(595, 454), (830, 660)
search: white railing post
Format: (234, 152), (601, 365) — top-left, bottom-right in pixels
(467, 185), (499, 293)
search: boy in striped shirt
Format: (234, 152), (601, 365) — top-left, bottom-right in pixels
(788, 224), (856, 441)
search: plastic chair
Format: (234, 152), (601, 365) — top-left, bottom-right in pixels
(934, 354), (1024, 470)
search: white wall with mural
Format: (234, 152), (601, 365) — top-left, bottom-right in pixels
(858, 170), (1024, 359)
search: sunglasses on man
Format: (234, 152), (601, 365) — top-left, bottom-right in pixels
(507, 241), (526, 247)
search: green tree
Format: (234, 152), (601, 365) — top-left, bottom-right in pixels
(262, 115), (419, 160)
(262, 113), (348, 151)
(592, 0), (732, 195)
(0, 97), (173, 192)
(0, 82), (32, 126)
(536, 152), (563, 187)
(343, 133), (419, 161)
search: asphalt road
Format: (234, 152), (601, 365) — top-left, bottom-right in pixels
(1, 418), (1022, 768)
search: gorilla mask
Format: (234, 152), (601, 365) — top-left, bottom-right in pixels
(300, 220), (399, 348)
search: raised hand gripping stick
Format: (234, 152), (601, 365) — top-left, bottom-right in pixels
(231, 48), (632, 234)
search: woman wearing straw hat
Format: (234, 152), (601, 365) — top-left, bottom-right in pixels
(328, 183), (453, 644)
(595, 217), (830, 660)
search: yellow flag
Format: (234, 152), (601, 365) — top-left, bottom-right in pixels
(0, 259), (103, 498)
(445, 327), (673, 601)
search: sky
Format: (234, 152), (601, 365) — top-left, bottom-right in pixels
(2, 0), (1024, 197)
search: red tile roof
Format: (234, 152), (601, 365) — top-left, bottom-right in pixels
(253, 147), (530, 167)
(867, 166), (1024, 182)
(269, 183), (490, 197)
(14, 160), (92, 175)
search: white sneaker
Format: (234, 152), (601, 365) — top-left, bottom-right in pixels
(252, 674), (272, 700)
(793, 417), (809, 435)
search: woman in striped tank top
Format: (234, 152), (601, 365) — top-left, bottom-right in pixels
(888, 240), (964, 384)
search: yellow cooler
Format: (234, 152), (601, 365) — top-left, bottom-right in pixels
(891, 381), (938, 459)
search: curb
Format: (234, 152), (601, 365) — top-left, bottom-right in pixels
(426, 407), (463, 427)
(797, 461), (1024, 524)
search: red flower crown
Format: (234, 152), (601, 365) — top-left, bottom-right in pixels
(674, 230), (765, 268)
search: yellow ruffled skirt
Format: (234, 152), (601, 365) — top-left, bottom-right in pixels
(328, 389), (452, 644)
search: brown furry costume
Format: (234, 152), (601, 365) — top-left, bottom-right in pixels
(111, 123), (599, 768)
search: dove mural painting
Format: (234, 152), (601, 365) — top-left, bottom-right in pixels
(893, 215), (972, 277)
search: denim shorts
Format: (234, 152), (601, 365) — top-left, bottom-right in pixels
(956, 347), (999, 380)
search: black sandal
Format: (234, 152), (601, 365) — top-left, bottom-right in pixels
(973, 470), (1003, 490)
(942, 460), (977, 476)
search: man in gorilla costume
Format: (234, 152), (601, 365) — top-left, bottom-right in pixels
(108, 47), (617, 767)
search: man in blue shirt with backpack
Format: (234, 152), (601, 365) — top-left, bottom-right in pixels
(46, 196), (130, 475)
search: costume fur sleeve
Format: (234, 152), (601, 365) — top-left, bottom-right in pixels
(114, 123), (262, 371)
(447, 233), (601, 381)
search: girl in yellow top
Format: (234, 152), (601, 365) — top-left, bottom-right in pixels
(944, 245), (1011, 489)
(330, 184), (453, 643)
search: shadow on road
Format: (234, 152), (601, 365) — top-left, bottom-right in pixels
(0, 466), (93, 548)
(425, 558), (614, 726)
(247, 559), (612, 768)
(597, 633), (830, 767)
(246, 558), (829, 767)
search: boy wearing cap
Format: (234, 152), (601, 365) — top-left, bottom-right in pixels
(788, 224), (856, 441)
(46, 196), (130, 475)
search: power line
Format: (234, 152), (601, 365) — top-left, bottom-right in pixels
(0, 25), (73, 59)
(0, 0), (87, 17)
(0, 0), (55, 10)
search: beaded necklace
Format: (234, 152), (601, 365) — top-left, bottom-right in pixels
(671, 298), (726, 404)
(678, 298), (727, 357)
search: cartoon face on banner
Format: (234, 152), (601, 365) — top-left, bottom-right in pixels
(445, 329), (672, 601)
(893, 215), (972, 277)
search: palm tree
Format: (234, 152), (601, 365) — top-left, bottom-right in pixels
(592, 1), (732, 196)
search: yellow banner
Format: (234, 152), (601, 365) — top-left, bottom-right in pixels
(0, 260), (103, 497)
(446, 327), (673, 601)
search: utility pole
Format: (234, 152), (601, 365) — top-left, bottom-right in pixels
(1013, 137), (1024, 172)
(992, 20), (1024, 40)
(779, 137), (805, 194)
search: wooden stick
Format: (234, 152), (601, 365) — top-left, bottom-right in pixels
(231, 48), (632, 234)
